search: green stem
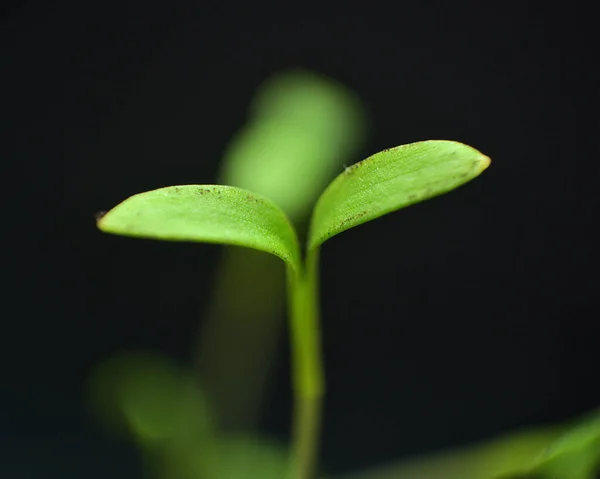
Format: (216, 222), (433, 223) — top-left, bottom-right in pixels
(288, 247), (325, 479)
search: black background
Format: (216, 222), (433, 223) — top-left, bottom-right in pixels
(3, 0), (596, 478)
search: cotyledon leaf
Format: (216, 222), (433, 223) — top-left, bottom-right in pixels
(97, 185), (302, 271)
(308, 140), (491, 250)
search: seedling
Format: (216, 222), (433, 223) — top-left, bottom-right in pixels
(97, 139), (490, 478)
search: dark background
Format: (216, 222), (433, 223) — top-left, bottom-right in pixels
(3, 0), (595, 478)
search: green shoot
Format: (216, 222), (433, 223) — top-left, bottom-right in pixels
(97, 140), (491, 479)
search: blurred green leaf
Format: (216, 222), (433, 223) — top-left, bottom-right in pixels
(220, 69), (366, 220)
(524, 407), (600, 479)
(155, 433), (290, 479)
(338, 408), (600, 479)
(308, 140), (490, 250)
(336, 427), (562, 479)
(87, 351), (214, 447)
(97, 185), (301, 271)
(88, 351), (291, 479)
(212, 435), (289, 479)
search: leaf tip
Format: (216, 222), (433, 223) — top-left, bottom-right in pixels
(95, 211), (109, 230)
(478, 154), (492, 172)
(95, 208), (123, 235)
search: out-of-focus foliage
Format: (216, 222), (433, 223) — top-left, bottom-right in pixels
(211, 435), (288, 479)
(523, 407), (600, 479)
(87, 352), (288, 479)
(150, 434), (288, 479)
(87, 351), (214, 445)
(339, 407), (600, 479)
(219, 68), (366, 221)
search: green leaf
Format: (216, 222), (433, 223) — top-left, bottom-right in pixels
(336, 426), (564, 479)
(87, 351), (215, 446)
(212, 435), (288, 479)
(88, 351), (290, 479)
(526, 407), (600, 479)
(308, 140), (491, 250)
(97, 185), (301, 271)
(336, 408), (600, 479)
